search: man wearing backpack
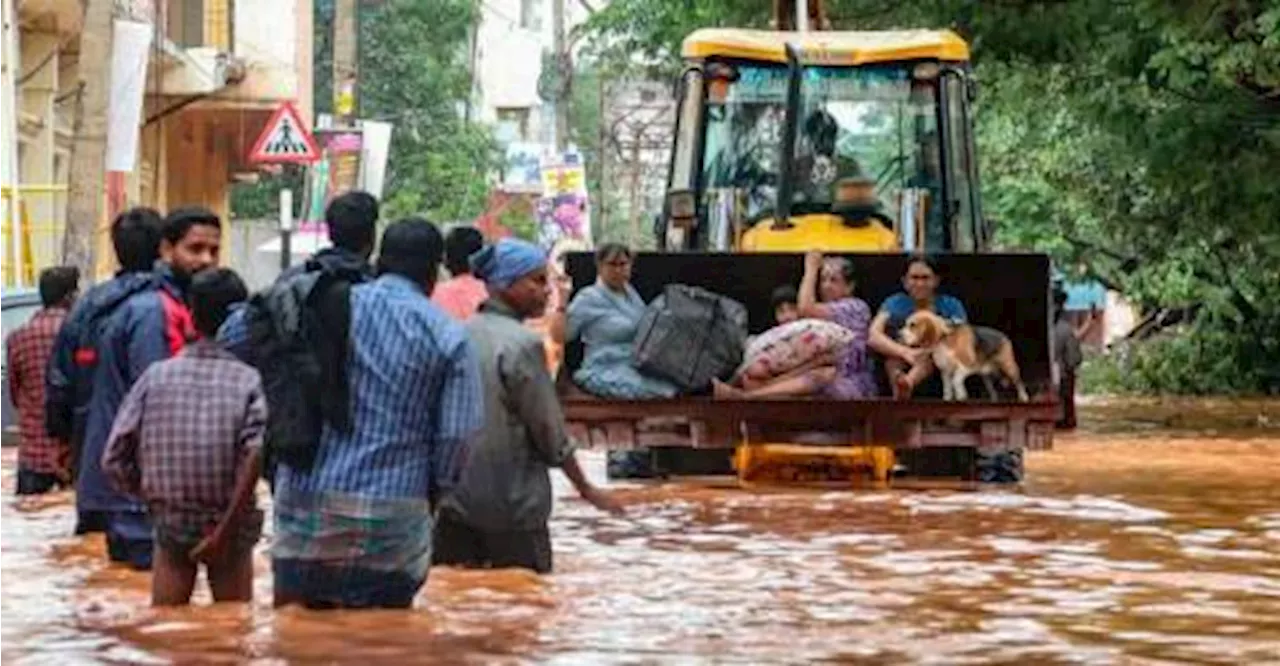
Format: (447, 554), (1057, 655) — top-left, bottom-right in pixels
(217, 191), (378, 489)
(79, 207), (222, 569)
(46, 208), (165, 534)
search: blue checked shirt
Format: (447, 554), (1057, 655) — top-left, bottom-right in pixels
(234, 274), (484, 502)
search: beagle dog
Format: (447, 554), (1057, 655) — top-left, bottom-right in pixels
(899, 310), (1030, 402)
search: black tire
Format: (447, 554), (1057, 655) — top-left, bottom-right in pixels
(605, 449), (661, 480)
(976, 447), (1024, 484)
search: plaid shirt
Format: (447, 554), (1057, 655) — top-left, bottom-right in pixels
(102, 340), (266, 513)
(270, 274), (484, 502)
(6, 306), (69, 473)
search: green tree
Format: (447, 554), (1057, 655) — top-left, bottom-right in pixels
(234, 0), (497, 224)
(359, 0), (498, 222)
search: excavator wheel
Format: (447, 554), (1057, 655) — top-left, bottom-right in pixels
(975, 447), (1024, 484)
(605, 449), (661, 480)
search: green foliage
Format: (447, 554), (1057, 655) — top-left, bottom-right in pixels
(499, 202), (538, 242)
(1081, 312), (1280, 397)
(359, 0), (499, 222)
(234, 0), (497, 224)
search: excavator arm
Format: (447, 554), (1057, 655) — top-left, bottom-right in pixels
(771, 0), (832, 31)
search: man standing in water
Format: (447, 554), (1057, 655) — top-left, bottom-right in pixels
(434, 238), (622, 574)
(78, 207), (221, 569)
(218, 191), (379, 491)
(46, 208), (164, 532)
(270, 219), (483, 608)
(103, 268), (265, 605)
(8, 266), (78, 494)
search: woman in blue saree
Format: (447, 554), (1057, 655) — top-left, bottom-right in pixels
(555, 243), (677, 478)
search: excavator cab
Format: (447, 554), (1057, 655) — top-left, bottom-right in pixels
(659, 29), (986, 255)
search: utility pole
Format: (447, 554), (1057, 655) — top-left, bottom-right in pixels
(63, 0), (115, 280)
(333, 0), (358, 125)
(551, 0), (568, 152)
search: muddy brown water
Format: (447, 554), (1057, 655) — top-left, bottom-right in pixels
(3, 399), (1279, 665)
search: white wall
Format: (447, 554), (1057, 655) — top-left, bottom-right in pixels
(1104, 291), (1137, 347)
(474, 0), (541, 116)
(228, 0), (306, 103)
(472, 0), (596, 142)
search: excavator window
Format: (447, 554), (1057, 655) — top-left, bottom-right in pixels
(696, 61), (959, 246)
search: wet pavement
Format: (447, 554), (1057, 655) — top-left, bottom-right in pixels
(2, 399), (1279, 664)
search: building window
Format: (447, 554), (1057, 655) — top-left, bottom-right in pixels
(495, 107), (531, 144)
(520, 0), (542, 31)
(167, 0), (205, 48)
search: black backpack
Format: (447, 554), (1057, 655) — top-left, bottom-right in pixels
(244, 264), (363, 471)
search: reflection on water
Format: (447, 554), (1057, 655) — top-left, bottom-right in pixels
(3, 401), (1279, 664)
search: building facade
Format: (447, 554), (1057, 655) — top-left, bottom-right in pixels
(2, 0), (312, 284)
(468, 0), (591, 180)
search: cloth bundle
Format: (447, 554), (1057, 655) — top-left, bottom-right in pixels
(735, 318), (855, 381)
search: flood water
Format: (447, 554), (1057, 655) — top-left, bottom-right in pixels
(3, 399), (1279, 664)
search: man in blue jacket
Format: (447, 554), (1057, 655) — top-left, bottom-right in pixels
(78, 207), (222, 569)
(46, 208), (165, 535)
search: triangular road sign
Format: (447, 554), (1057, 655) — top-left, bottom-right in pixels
(249, 102), (321, 164)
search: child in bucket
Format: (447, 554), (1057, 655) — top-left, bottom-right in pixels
(102, 268), (266, 605)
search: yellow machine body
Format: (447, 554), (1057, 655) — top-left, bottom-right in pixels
(734, 442), (896, 486)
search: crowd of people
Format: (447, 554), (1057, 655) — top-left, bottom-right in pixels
(4, 188), (1086, 609)
(5, 192), (619, 609)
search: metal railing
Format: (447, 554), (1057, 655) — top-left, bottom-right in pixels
(1, 184), (69, 288)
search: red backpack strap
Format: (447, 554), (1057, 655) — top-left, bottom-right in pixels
(158, 289), (196, 355)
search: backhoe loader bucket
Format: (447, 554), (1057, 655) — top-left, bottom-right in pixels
(561, 251), (1054, 396)
(557, 251), (1055, 484)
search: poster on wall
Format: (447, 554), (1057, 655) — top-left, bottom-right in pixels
(535, 151), (592, 251)
(300, 129), (363, 226)
(502, 142), (544, 193)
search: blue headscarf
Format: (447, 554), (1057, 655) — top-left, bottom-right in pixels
(469, 238), (547, 290)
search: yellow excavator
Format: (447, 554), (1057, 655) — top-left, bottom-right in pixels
(559, 0), (1057, 486)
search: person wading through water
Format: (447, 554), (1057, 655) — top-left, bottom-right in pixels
(431, 225), (488, 321)
(267, 218), (484, 609)
(217, 191), (378, 492)
(103, 267), (265, 606)
(434, 238), (623, 574)
(46, 208), (164, 533)
(9, 266), (79, 495)
(78, 207), (221, 569)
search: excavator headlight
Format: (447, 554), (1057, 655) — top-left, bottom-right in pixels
(912, 62), (941, 81)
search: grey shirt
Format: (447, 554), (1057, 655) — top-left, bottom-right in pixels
(1054, 317), (1083, 371)
(439, 298), (576, 532)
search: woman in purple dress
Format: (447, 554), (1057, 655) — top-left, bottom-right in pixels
(714, 251), (877, 399)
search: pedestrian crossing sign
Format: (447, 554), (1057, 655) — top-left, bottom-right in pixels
(248, 102), (321, 164)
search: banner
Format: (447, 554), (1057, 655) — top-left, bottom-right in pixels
(301, 130), (362, 225)
(535, 152), (592, 249)
(358, 120), (393, 199)
(105, 20), (153, 172)
(502, 142), (543, 193)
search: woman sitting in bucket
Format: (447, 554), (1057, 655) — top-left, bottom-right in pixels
(550, 243), (679, 478)
(714, 251), (877, 400)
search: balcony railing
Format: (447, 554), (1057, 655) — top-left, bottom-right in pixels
(166, 0), (232, 51)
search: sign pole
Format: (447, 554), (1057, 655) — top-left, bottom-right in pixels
(279, 188), (294, 272)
